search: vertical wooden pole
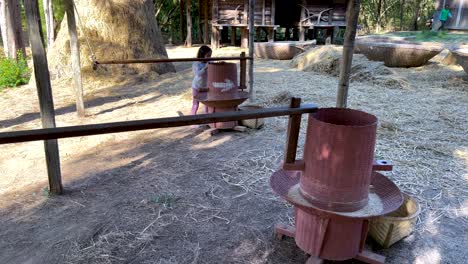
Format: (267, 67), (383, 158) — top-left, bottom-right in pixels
(336, 0), (360, 108)
(267, 28), (274, 42)
(262, 0), (265, 25)
(243, 0), (248, 24)
(240, 51), (246, 90)
(241, 27), (248, 48)
(299, 2), (306, 42)
(43, 0), (54, 47)
(248, 0), (255, 102)
(203, 0), (208, 44)
(230, 27), (236, 46)
(211, 0), (219, 49)
(284, 97), (302, 165)
(271, 0), (275, 25)
(64, 0), (85, 117)
(24, 0), (62, 195)
(185, 0), (192, 47)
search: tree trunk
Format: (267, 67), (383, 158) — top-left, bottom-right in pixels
(400, 0), (405, 31)
(376, 0), (383, 32)
(45, 0), (175, 83)
(0, 0), (8, 57)
(0, 0), (26, 59)
(185, 0), (192, 47)
(43, 0), (54, 48)
(411, 0), (421, 31)
(180, 0), (185, 43)
(336, 0), (360, 108)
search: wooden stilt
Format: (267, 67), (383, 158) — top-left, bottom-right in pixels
(230, 27), (236, 46)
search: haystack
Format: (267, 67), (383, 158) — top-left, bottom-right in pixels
(291, 46), (410, 89)
(46, 0), (175, 83)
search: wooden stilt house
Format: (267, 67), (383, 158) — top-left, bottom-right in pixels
(199, 0), (279, 49)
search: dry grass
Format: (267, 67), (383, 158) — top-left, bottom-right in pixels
(0, 45), (467, 263)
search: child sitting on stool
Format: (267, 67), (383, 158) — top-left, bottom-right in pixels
(191, 45), (212, 115)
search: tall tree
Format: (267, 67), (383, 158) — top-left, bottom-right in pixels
(185, 0), (192, 47)
(43, 0), (55, 47)
(0, 0), (26, 59)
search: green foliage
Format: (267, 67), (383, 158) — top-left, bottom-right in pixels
(360, 0), (436, 33)
(0, 54), (30, 89)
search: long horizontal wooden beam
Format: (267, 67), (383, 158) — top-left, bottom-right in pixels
(95, 56), (253, 65)
(0, 103), (318, 144)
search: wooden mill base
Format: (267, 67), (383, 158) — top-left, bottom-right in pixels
(207, 125), (247, 136)
(275, 224), (386, 264)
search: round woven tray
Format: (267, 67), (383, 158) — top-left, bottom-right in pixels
(357, 41), (443, 67)
(452, 48), (468, 74)
(195, 91), (249, 108)
(254, 41), (316, 60)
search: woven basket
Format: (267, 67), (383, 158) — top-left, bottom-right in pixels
(369, 193), (420, 248)
(239, 105), (264, 129)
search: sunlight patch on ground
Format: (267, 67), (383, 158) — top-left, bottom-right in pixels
(414, 248), (441, 264)
(191, 134), (233, 150)
(453, 149), (468, 181)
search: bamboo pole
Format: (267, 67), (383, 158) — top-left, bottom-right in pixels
(336, 0), (360, 108)
(64, 0), (85, 117)
(248, 0), (255, 102)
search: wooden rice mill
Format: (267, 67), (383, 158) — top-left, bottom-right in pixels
(271, 107), (404, 264)
(196, 61), (250, 133)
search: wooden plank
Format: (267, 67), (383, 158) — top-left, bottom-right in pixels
(248, 0), (255, 102)
(24, 0), (62, 195)
(96, 56), (253, 65)
(336, 0), (360, 108)
(64, 0), (85, 117)
(240, 51), (246, 89)
(0, 103), (318, 144)
(283, 98), (302, 165)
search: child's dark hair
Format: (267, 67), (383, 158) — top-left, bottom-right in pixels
(197, 45), (212, 59)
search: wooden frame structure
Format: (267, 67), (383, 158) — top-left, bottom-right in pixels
(199, 0), (279, 49)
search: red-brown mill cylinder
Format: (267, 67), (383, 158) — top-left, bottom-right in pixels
(199, 62), (249, 129)
(270, 108), (403, 263)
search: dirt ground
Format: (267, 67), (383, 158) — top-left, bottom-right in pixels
(0, 45), (467, 264)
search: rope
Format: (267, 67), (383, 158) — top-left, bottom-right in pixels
(71, 0), (97, 65)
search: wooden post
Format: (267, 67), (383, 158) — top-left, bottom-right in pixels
(185, 0), (192, 47)
(243, 0), (248, 24)
(262, 0), (265, 25)
(336, 0), (360, 108)
(203, 0), (208, 44)
(241, 27), (248, 48)
(299, 2), (306, 42)
(43, 0), (54, 47)
(271, 0), (275, 25)
(64, 0), (85, 117)
(24, 0), (62, 195)
(211, 0), (219, 49)
(230, 27), (236, 46)
(284, 97), (302, 165)
(267, 28), (274, 42)
(240, 52), (246, 89)
(248, 0), (255, 102)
